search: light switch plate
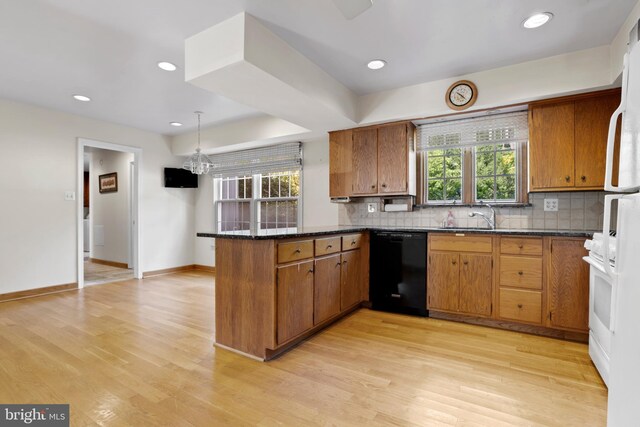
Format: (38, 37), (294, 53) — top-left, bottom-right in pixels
(367, 203), (377, 213)
(544, 198), (558, 212)
(64, 191), (76, 201)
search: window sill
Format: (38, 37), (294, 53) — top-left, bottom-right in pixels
(415, 203), (532, 209)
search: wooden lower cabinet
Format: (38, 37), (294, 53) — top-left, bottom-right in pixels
(277, 261), (315, 345)
(427, 235), (493, 317)
(459, 254), (492, 316)
(427, 252), (459, 312)
(313, 254), (342, 325)
(341, 249), (362, 310)
(546, 237), (589, 332)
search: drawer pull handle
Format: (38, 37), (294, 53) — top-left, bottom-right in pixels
(343, 260), (347, 265)
(327, 245), (332, 249)
(336, 262), (341, 267)
(351, 241), (356, 245)
(581, 175), (586, 181)
(518, 271), (524, 276)
(294, 249), (301, 253)
(463, 261), (468, 265)
(452, 261), (457, 265)
(565, 175), (571, 182)
(517, 304), (523, 309)
(518, 244), (523, 249)
(308, 269), (314, 274)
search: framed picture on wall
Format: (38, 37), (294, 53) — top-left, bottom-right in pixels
(99, 172), (118, 193)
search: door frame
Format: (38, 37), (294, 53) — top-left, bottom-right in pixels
(76, 138), (142, 288)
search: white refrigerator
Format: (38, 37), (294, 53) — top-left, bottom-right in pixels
(600, 18), (640, 427)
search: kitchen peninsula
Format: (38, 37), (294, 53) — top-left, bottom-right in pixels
(199, 226), (594, 361)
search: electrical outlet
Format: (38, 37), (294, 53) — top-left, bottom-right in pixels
(64, 191), (76, 201)
(544, 198), (558, 212)
(367, 203), (377, 213)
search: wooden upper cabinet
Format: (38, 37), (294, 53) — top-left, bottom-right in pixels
(329, 130), (353, 198)
(546, 238), (589, 332)
(352, 128), (378, 195)
(459, 254), (493, 317)
(574, 93), (621, 188)
(529, 89), (622, 192)
(529, 102), (575, 190)
(377, 124), (408, 193)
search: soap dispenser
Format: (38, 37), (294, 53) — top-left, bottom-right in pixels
(446, 210), (456, 228)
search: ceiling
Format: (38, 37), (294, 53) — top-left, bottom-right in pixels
(0, 0), (635, 135)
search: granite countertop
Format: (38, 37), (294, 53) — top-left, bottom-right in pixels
(197, 226), (597, 240)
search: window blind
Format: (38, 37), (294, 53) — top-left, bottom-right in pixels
(417, 111), (528, 151)
(207, 142), (302, 177)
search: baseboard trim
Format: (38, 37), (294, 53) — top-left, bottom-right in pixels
(89, 258), (129, 269)
(143, 265), (198, 277)
(194, 264), (216, 273)
(0, 282), (78, 303)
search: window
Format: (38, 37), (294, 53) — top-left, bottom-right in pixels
(211, 143), (302, 235)
(418, 111), (528, 204)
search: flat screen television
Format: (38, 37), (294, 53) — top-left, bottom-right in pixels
(164, 167), (198, 188)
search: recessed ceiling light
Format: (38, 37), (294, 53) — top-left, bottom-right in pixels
(157, 61), (177, 71)
(367, 59), (386, 70)
(523, 12), (553, 29)
(169, 122), (183, 127)
(72, 94), (91, 102)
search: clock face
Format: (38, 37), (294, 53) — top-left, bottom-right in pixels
(449, 84), (473, 106)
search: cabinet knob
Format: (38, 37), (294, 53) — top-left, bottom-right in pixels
(452, 261), (457, 265)
(518, 271), (523, 276)
(308, 269), (314, 274)
(463, 261), (468, 265)
(351, 240), (356, 245)
(343, 260), (347, 265)
(381, 183), (387, 188)
(327, 245), (332, 249)
(565, 175), (571, 182)
(294, 249), (301, 253)
(336, 262), (341, 267)
(518, 244), (523, 249)
(371, 184), (376, 189)
(581, 175), (586, 182)
(517, 304), (523, 309)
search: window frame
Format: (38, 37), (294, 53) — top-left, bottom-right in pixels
(420, 142), (527, 205)
(213, 170), (303, 236)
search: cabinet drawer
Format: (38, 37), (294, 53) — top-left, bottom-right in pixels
(499, 289), (542, 324)
(500, 237), (543, 256)
(315, 236), (341, 256)
(429, 234), (492, 253)
(342, 234), (363, 251)
(277, 240), (314, 264)
(499, 256), (543, 290)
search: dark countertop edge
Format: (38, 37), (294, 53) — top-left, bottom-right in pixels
(197, 227), (596, 240)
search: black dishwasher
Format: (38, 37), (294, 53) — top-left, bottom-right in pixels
(370, 231), (428, 317)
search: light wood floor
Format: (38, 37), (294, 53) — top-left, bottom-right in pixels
(84, 260), (134, 285)
(0, 271), (607, 426)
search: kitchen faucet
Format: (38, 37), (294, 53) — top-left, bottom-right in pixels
(469, 201), (496, 229)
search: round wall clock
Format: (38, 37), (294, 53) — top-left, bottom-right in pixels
(445, 80), (478, 111)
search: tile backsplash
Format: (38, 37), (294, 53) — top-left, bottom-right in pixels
(338, 192), (606, 231)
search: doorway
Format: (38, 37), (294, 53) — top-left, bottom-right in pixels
(77, 138), (142, 288)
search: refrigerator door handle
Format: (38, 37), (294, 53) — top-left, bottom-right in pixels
(604, 53), (631, 192)
(602, 194), (623, 279)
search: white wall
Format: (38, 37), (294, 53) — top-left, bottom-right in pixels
(89, 148), (133, 264)
(0, 98), (195, 294)
(193, 137), (339, 267)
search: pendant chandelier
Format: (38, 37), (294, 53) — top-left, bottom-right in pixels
(183, 111), (214, 175)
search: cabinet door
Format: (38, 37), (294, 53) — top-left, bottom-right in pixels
(459, 254), (493, 317)
(529, 103), (575, 190)
(427, 253), (459, 312)
(314, 254), (342, 324)
(352, 128), (378, 194)
(340, 249), (362, 310)
(574, 93), (621, 188)
(377, 124), (408, 193)
(277, 261), (315, 344)
(329, 130), (353, 198)
(547, 238), (589, 331)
